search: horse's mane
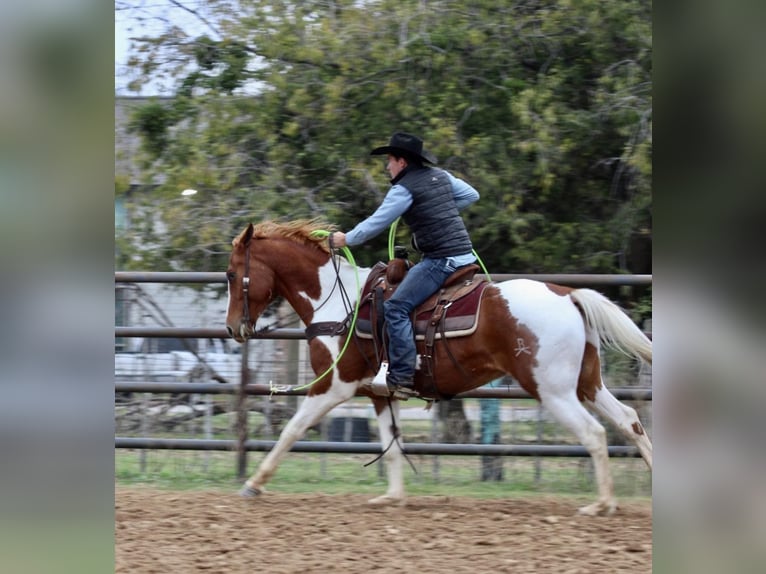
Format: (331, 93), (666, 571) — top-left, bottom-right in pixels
(238, 219), (336, 254)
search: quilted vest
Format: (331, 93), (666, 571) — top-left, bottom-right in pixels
(398, 167), (473, 258)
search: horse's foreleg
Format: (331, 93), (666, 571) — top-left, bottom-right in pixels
(240, 387), (355, 497)
(587, 385), (653, 470)
(367, 397), (406, 506)
(540, 392), (617, 516)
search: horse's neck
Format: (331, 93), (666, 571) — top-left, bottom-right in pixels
(307, 258), (371, 325)
(259, 238), (371, 327)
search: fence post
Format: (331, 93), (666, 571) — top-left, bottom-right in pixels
(139, 353), (149, 474)
(203, 394), (212, 472)
(480, 378), (503, 481)
(235, 340), (250, 479)
(139, 392), (150, 474)
(534, 406), (543, 485)
(430, 406), (440, 482)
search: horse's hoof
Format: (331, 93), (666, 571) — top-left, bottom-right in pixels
(238, 485), (262, 498)
(367, 494), (406, 507)
(577, 500), (618, 516)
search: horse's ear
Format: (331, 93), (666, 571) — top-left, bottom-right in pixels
(233, 223), (255, 248)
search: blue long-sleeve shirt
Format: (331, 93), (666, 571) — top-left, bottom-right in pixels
(346, 171), (479, 260)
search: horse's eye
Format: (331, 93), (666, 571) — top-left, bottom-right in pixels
(226, 271), (236, 282)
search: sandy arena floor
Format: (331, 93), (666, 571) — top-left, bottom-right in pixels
(116, 486), (652, 573)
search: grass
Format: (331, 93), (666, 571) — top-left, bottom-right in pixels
(116, 397), (603, 444)
(115, 393), (653, 500)
(115, 448), (652, 500)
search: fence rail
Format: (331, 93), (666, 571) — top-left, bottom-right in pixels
(115, 437), (641, 457)
(115, 381), (651, 401)
(116, 271), (652, 286)
(115, 326), (304, 339)
(114, 271), (652, 477)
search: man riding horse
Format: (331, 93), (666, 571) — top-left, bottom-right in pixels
(331, 132), (480, 400)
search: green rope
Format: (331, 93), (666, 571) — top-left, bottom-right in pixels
(473, 249), (492, 282)
(387, 217), (400, 260)
(389, 217), (491, 281)
(275, 230), (361, 393)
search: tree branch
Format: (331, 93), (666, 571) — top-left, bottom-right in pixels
(168, 0), (221, 39)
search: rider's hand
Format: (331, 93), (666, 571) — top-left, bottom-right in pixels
(330, 232), (347, 248)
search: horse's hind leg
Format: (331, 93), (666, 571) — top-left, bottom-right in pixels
(240, 385), (356, 497)
(539, 391), (617, 516)
(587, 385), (653, 470)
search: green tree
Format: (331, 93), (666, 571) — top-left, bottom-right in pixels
(117, 0), (652, 312)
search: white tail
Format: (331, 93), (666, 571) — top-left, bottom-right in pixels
(570, 288), (652, 364)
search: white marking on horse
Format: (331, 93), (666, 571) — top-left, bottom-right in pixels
(296, 260), (361, 326)
(226, 276), (232, 317)
(514, 337), (532, 356)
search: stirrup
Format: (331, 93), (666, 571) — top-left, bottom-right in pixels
(390, 384), (418, 400)
(370, 362), (391, 396)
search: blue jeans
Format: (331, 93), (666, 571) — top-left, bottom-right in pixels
(383, 257), (459, 383)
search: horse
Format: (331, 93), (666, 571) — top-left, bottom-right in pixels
(225, 220), (652, 516)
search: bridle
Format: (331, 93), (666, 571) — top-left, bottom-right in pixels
(240, 239), (253, 333)
(237, 236), (354, 340)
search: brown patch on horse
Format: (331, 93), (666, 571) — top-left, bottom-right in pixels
(544, 282), (574, 297)
(265, 240), (326, 308)
(504, 321), (542, 401)
(369, 396), (392, 417)
(243, 221), (337, 318)
(546, 284), (605, 404)
(307, 340), (335, 396)
(576, 342), (603, 402)
(415, 286), (542, 401)
(307, 335), (375, 397)
(632, 421), (645, 436)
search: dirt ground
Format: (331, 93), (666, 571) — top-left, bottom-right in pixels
(116, 486), (652, 573)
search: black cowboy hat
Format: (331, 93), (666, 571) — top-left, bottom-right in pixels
(370, 132), (437, 164)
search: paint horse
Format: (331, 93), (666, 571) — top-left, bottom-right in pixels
(225, 220), (652, 515)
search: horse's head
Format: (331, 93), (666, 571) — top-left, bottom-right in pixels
(225, 223), (277, 342)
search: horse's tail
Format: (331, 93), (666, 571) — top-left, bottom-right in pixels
(570, 288), (652, 364)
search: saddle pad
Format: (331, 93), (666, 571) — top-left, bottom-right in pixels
(355, 281), (489, 340)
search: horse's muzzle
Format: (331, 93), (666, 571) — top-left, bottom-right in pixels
(226, 320), (253, 342)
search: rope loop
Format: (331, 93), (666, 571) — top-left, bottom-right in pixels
(272, 229), (362, 392)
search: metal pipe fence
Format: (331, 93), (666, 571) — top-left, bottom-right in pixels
(114, 271), (652, 491)
(115, 381), (651, 401)
(115, 437), (642, 457)
(115, 271), (652, 287)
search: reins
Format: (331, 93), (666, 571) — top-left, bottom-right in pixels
(251, 262), (345, 334)
(242, 240), (253, 328)
(241, 237), (348, 336)
(266, 230), (363, 394)
(362, 396), (418, 474)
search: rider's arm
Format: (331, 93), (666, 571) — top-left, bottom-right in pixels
(344, 184), (413, 246)
(446, 172), (480, 211)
